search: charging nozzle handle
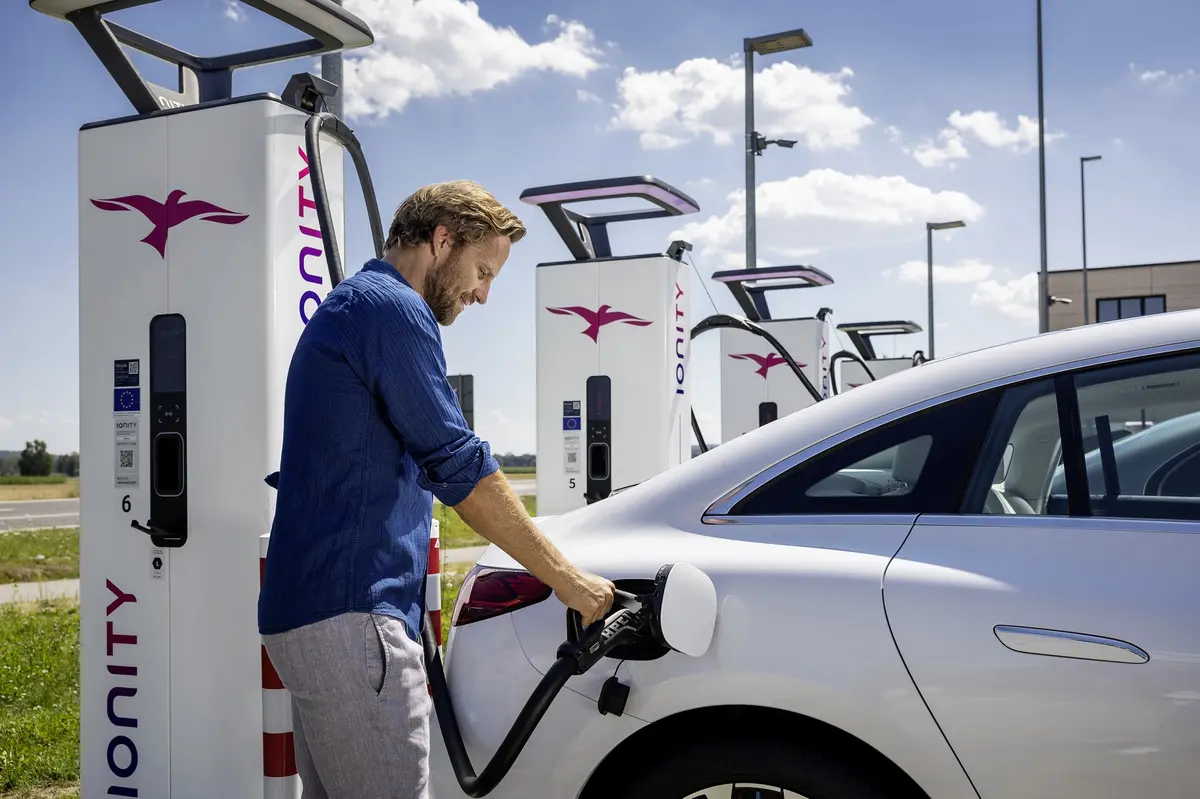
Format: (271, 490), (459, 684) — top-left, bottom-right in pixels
(422, 627), (575, 798)
(304, 111), (385, 290)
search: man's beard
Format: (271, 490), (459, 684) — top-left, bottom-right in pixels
(424, 245), (468, 326)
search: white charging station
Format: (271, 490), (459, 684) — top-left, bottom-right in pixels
(519, 177), (699, 516)
(713, 265), (835, 442)
(834, 320), (925, 392)
(34, 1), (374, 797)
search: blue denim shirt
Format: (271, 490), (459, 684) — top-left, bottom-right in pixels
(258, 258), (499, 642)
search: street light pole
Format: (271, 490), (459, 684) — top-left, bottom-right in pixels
(925, 220), (966, 359)
(742, 28), (812, 270)
(744, 44), (756, 270)
(1080, 155), (1101, 324)
(1036, 0), (1049, 334)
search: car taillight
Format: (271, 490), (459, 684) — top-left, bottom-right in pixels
(452, 566), (553, 627)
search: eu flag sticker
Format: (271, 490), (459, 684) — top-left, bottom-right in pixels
(114, 387), (140, 414)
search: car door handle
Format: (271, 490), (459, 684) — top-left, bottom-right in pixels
(994, 625), (1149, 664)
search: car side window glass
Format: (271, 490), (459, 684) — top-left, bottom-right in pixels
(1069, 352), (1200, 520)
(729, 389), (1000, 517)
(966, 353), (1200, 520)
(962, 378), (1068, 516)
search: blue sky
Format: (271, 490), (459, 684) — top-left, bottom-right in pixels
(4, 0), (1199, 455)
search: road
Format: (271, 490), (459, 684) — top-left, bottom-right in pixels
(0, 498), (80, 532)
(0, 479), (535, 533)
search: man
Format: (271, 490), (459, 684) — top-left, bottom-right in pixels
(258, 180), (616, 799)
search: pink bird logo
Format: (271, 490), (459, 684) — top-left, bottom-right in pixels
(728, 352), (796, 379)
(90, 189), (249, 258)
(546, 305), (652, 341)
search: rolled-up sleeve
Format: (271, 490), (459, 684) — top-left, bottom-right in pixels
(338, 286), (499, 506)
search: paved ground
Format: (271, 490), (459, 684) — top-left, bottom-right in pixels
(0, 475), (532, 532)
(507, 477), (536, 497)
(0, 498), (80, 532)
(0, 479), (534, 534)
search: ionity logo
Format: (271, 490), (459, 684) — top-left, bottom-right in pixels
(91, 189), (249, 258)
(546, 305), (652, 341)
(728, 352), (798, 379)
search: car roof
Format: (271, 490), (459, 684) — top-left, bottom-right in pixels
(537, 308), (1200, 537)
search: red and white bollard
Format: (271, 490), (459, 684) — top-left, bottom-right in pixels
(260, 533), (300, 798)
(426, 518), (442, 647)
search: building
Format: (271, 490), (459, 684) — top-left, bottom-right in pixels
(1047, 259), (1200, 331)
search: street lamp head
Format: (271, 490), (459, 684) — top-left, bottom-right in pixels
(774, 138), (797, 148)
(1082, 155), (1102, 163)
(927, 220), (966, 231)
(745, 28), (813, 55)
(1048, 295), (1073, 306)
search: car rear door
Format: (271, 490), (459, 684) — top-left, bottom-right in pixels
(884, 348), (1200, 799)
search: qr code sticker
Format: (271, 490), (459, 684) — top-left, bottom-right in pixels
(119, 448), (134, 469)
(566, 451), (577, 464)
(128, 362), (139, 374)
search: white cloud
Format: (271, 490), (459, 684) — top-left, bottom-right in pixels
(223, 1), (246, 22)
(340, 2), (603, 120)
(888, 258), (995, 284)
(610, 57), (873, 151)
(671, 169), (985, 266)
(1132, 63), (1196, 91)
(576, 89), (603, 103)
(912, 128), (970, 168)
(971, 273), (1039, 322)
(904, 109), (1064, 167)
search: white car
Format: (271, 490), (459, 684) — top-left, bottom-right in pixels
(429, 308), (1200, 799)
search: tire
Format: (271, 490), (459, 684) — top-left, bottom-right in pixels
(615, 734), (919, 799)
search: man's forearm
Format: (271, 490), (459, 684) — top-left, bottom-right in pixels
(451, 471), (580, 594)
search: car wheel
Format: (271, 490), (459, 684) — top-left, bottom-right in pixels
(615, 735), (919, 799)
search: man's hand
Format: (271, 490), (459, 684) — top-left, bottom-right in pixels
(453, 471), (615, 625)
(554, 570), (615, 628)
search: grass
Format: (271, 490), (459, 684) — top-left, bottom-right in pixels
(440, 560), (473, 645)
(0, 529), (79, 584)
(0, 479), (78, 502)
(435, 495), (536, 549)
(0, 477), (67, 486)
(500, 466), (536, 477)
(0, 599), (80, 797)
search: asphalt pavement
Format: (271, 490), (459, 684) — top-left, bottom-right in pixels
(0, 498), (80, 532)
(0, 479), (535, 533)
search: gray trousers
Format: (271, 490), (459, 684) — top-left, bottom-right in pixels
(263, 612), (431, 799)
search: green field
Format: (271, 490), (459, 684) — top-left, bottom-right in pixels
(0, 529), (79, 584)
(501, 466), (536, 476)
(0, 478), (78, 502)
(0, 600), (80, 797)
(435, 495), (536, 549)
(0, 476), (67, 486)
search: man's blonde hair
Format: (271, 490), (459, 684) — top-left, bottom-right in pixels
(384, 180), (527, 253)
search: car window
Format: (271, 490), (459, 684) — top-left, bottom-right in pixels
(964, 350), (1200, 521)
(729, 389), (1000, 516)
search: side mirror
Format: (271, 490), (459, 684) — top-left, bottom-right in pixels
(652, 563), (717, 657)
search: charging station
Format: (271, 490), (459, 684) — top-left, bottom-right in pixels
(834, 320), (925, 392)
(33, 1), (376, 796)
(713, 265), (835, 441)
(519, 177), (699, 516)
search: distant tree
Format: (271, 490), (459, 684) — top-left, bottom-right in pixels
(55, 452), (80, 477)
(18, 440), (54, 477)
(0, 454), (17, 476)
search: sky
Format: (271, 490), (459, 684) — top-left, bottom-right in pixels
(3, 0), (1200, 456)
